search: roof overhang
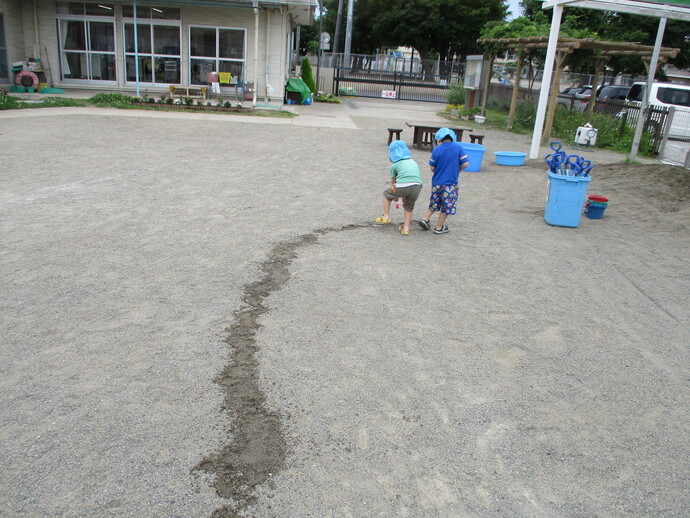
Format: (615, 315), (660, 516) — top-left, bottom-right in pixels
(541, 0), (690, 21)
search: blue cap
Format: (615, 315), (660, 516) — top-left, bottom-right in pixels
(389, 140), (412, 162)
(435, 127), (457, 143)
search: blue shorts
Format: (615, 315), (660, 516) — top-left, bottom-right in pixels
(428, 184), (459, 215)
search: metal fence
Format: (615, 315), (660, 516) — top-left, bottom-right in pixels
(333, 68), (461, 103)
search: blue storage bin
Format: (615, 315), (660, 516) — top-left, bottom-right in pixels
(462, 142), (486, 172)
(544, 171), (592, 227)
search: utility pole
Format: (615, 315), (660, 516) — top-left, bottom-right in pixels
(332, 0), (344, 66)
(316, 0), (322, 94)
(343, 0), (354, 69)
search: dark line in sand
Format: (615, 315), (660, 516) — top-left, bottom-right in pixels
(195, 224), (368, 517)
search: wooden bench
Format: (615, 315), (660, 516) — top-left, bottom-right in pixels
(405, 123), (472, 150)
(169, 85), (207, 100)
(387, 128), (403, 145)
(469, 133), (485, 145)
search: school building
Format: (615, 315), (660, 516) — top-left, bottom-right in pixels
(0, 0), (313, 100)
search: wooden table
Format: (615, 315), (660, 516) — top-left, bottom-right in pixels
(406, 123), (472, 150)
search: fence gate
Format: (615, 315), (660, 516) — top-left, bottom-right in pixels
(333, 66), (458, 103)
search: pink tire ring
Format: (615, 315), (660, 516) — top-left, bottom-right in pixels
(16, 70), (39, 88)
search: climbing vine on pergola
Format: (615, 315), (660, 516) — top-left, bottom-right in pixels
(476, 35), (679, 138)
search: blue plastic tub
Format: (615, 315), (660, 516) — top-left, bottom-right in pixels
(495, 151), (526, 166)
(462, 142), (486, 172)
(544, 171), (592, 227)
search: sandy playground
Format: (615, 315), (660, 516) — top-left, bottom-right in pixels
(0, 98), (688, 517)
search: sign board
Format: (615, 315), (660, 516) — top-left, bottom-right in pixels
(381, 90), (397, 98)
(320, 32), (331, 50)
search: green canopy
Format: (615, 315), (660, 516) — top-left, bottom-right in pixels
(285, 77), (312, 103)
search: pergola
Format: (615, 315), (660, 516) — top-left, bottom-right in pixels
(476, 36), (680, 139)
(529, 0), (690, 160)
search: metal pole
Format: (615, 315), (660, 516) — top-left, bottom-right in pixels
(343, 0), (353, 69)
(332, 0), (344, 66)
(316, 0), (322, 95)
(629, 17), (667, 161)
(529, 3), (563, 159)
(134, 0), (140, 98)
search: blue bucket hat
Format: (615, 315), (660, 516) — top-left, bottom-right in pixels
(389, 140), (412, 162)
(435, 127), (457, 143)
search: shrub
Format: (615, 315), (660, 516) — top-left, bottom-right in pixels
(301, 57), (317, 94)
(446, 83), (466, 106)
(0, 91), (20, 110)
(314, 93), (342, 104)
(513, 100), (537, 132)
(90, 93), (134, 108)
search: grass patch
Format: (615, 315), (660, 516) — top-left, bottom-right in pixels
(0, 91), (86, 110)
(0, 90), (296, 117)
(440, 99), (656, 157)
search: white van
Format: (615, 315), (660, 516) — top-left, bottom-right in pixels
(626, 82), (690, 139)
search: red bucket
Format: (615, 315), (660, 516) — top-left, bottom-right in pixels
(588, 195), (609, 203)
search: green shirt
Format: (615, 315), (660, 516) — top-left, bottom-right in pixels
(390, 158), (423, 186)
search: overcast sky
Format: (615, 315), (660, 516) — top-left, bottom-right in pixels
(507, 0), (522, 20)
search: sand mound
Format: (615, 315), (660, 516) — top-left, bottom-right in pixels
(590, 164), (689, 229)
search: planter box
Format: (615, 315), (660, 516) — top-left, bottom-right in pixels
(134, 102), (252, 113)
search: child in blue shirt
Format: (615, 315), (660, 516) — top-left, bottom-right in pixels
(418, 128), (469, 234)
(375, 140), (423, 235)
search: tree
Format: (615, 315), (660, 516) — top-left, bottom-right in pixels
(519, 0), (690, 74)
(301, 57), (317, 93)
(318, 0), (506, 71)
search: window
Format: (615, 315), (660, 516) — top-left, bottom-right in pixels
(657, 87), (690, 108)
(0, 15), (8, 82)
(123, 5), (181, 85)
(56, 2), (116, 82)
(189, 26), (245, 86)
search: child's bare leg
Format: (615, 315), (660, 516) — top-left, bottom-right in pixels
(403, 210), (413, 232)
(422, 208), (434, 223)
(436, 212), (449, 230)
(382, 197), (392, 220)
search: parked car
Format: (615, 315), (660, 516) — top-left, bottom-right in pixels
(626, 82), (690, 139)
(558, 85), (608, 111)
(597, 85), (630, 101)
(557, 85), (591, 110)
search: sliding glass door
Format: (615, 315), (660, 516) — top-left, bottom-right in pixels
(56, 2), (116, 83)
(189, 26), (245, 86)
(123, 5), (181, 86)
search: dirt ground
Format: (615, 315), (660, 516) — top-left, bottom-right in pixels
(0, 99), (688, 517)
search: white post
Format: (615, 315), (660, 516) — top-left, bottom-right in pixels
(629, 17), (667, 161)
(529, 3), (564, 159)
(253, 3), (259, 107)
(134, 0), (139, 98)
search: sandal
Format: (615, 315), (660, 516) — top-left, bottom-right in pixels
(418, 219), (430, 231)
(433, 225), (449, 234)
(375, 215), (392, 224)
(399, 224), (410, 236)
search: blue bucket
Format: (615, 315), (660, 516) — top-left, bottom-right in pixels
(462, 142), (486, 172)
(585, 203), (607, 219)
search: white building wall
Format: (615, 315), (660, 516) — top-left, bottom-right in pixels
(2, 0), (309, 97)
(0, 0), (27, 84)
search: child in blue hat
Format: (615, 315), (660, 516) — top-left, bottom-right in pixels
(418, 128), (469, 234)
(375, 140), (423, 235)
